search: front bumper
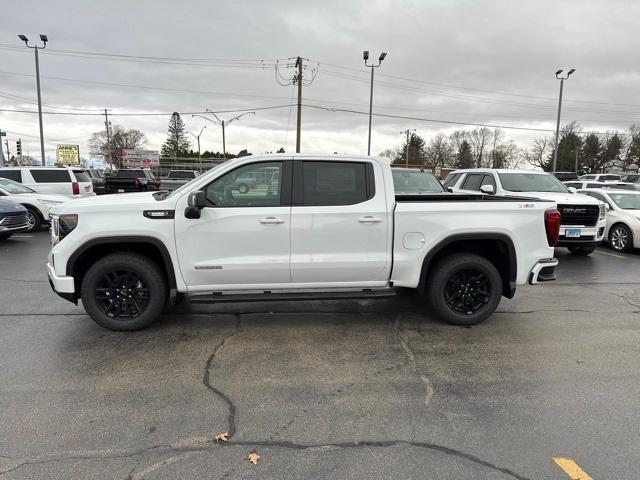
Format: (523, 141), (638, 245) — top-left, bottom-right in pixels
(0, 224), (28, 234)
(47, 262), (75, 293)
(556, 224), (605, 247)
(528, 258), (559, 285)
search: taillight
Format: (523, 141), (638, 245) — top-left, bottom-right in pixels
(72, 182), (80, 195)
(545, 209), (561, 247)
(134, 178), (140, 188)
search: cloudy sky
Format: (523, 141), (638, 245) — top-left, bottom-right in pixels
(1, 0), (639, 163)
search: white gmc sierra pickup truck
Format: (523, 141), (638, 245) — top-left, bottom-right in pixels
(47, 155), (560, 331)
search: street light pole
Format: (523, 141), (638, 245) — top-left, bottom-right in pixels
(18, 34), (48, 166)
(192, 110), (255, 160)
(363, 51), (387, 156)
(552, 68), (575, 173)
(188, 126), (206, 172)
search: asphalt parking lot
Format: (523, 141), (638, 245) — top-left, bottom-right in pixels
(1, 232), (640, 479)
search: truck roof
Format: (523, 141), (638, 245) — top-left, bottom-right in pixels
(452, 168), (548, 175)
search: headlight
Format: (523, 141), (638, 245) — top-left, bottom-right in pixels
(50, 214), (78, 246)
(599, 203), (606, 219)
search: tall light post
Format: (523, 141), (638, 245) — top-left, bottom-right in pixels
(552, 68), (575, 173)
(192, 110), (255, 159)
(188, 126), (206, 172)
(18, 34), (48, 166)
(363, 51), (387, 156)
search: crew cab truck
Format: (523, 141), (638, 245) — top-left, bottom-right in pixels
(161, 169), (198, 191)
(47, 155), (560, 331)
(445, 169), (606, 255)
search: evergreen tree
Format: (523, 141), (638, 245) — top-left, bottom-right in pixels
(581, 134), (602, 173)
(455, 140), (474, 168)
(544, 125), (582, 172)
(394, 132), (427, 165)
(600, 133), (623, 170)
(161, 112), (191, 159)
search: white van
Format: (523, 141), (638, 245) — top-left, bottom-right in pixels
(0, 167), (94, 197)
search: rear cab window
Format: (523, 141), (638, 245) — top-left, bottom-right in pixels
(30, 169), (72, 183)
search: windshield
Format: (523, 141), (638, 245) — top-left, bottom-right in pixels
(392, 170), (444, 193)
(609, 193), (640, 209)
(498, 173), (569, 193)
(0, 177), (35, 194)
(162, 163), (228, 200)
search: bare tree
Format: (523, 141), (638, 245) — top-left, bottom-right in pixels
(425, 133), (454, 167)
(448, 129), (469, 153)
(489, 128), (505, 168)
(89, 125), (146, 167)
(469, 127), (492, 167)
(492, 140), (519, 168)
(525, 137), (550, 169)
(378, 147), (399, 163)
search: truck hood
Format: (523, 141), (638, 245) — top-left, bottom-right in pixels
(0, 199), (27, 213)
(50, 191), (162, 214)
(504, 191), (598, 204)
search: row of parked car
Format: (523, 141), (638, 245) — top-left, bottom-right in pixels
(0, 166), (201, 236)
(393, 167), (640, 254)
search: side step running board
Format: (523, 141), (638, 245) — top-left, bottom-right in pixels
(188, 288), (396, 304)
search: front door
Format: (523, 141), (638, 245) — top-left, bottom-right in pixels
(175, 160), (292, 290)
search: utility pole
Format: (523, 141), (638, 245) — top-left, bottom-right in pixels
(295, 57), (303, 153)
(363, 51), (387, 156)
(104, 108), (113, 168)
(18, 34), (48, 166)
(188, 126), (206, 172)
(552, 68), (575, 173)
(221, 120), (226, 158)
(401, 129), (416, 167)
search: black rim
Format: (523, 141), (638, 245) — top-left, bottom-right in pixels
(444, 269), (491, 315)
(94, 269), (150, 319)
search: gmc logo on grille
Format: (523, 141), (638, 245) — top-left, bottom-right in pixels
(563, 208), (587, 214)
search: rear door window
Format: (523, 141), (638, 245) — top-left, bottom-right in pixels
(0, 170), (22, 182)
(300, 162), (369, 206)
(30, 169), (72, 183)
(481, 174), (496, 188)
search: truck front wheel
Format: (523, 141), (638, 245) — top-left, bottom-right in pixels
(80, 253), (167, 331)
(426, 253), (502, 326)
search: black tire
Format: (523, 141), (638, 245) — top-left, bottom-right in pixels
(426, 253), (502, 326)
(237, 183), (249, 194)
(25, 207), (42, 233)
(567, 245), (597, 256)
(0, 233), (12, 241)
(608, 224), (633, 252)
(80, 253), (167, 331)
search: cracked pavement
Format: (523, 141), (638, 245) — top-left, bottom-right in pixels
(1, 233), (640, 479)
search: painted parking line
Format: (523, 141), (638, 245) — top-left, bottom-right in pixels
(595, 249), (626, 259)
(12, 235), (33, 238)
(553, 457), (593, 480)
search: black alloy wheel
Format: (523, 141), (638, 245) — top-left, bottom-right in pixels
(444, 270), (491, 315)
(94, 269), (150, 319)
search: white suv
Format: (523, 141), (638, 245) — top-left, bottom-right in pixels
(445, 168), (606, 255)
(0, 166), (94, 197)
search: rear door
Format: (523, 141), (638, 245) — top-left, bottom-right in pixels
(289, 159), (389, 285)
(28, 169), (73, 195)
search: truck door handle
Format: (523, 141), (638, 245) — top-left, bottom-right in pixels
(358, 216), (382, 224)
(260, 217), (285, 224)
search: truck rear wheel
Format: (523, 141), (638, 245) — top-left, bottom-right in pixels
(426, 253), (502, 326)
(80, 253), (167, 331)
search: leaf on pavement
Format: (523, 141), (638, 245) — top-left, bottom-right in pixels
(248, 451), (260, 465)
(214, 432), (229, 442)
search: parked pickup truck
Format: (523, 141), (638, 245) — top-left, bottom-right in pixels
(161, 169), (198, 191)
(47, 154), (560, 331)
(104, 169), (161, 194)
(445, 168), (606, 255)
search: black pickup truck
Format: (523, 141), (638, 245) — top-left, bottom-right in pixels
(0, 199), (29, 240)
(104, 169), (161, 194)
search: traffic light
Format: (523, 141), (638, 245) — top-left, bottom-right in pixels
(16, 139), (22, 156)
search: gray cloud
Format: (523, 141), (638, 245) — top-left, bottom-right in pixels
(1, 0), (639, 162)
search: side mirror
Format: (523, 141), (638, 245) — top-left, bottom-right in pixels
(185, 191), (206, 219)
(480, 184), (495, 195)
(568, 187), (577, 194)
(605, 203), (612, 211)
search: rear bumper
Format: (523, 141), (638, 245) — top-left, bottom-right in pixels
(528, 258), (558, 285)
